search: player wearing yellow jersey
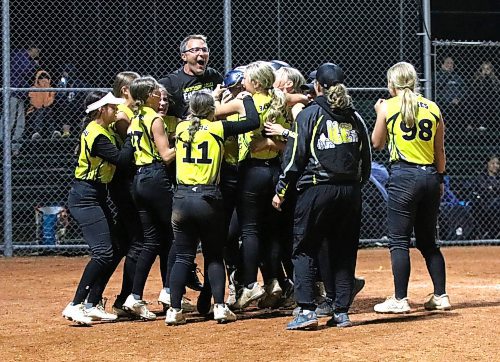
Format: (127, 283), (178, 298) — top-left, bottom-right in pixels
(165, 90), (259, 325)
(372, 62), (451, 314)
(215, 61), (288, 310)
(122, 77), (177, 320)
(92, 71), (146, 318)
(63, 92), (134, 325)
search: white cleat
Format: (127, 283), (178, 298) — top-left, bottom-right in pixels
(85, 304), (118, 321)
(374, 296), (411, 314)
(424, 294), (451, 311)
(213, 304), (237, 323)
(258, 278), (283, 309)
(232, 283), (266, 310)
(62, 302), (93, 325)
(165, 308), (186, 326)
(158, 288), (195, 312)
(122, 295), (156, 321)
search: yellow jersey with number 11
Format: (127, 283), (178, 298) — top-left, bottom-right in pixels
(175, 119), (225, 185)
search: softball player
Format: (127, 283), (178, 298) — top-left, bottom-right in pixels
(62, 91), (134, 325)
(273, 63), (371, 330)
(165, 90), (260, 325)
(122, 77), (176, 320)
(215, 61), (288, 310)
(372, 62), (451, 313)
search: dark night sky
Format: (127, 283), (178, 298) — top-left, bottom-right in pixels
(432, 0), (500, 41)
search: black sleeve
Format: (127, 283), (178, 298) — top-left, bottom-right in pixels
(91, 135), (134, 168)
(276, 110), (312, 197)
(221, 96), (260, 137)
(354, 111), (372, 185)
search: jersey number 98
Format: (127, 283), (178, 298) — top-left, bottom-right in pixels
(400, 119), (433, 141)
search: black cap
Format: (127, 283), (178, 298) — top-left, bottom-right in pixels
(308, 70), (317, 80)
(315, 63), (344, 88)
(300, 83), (315, 93)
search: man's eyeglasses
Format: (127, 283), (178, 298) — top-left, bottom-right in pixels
(183, 47), (210, 54)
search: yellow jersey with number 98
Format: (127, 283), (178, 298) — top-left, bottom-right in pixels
(386, 94), (441, 165)
(175, 119), (225, 185)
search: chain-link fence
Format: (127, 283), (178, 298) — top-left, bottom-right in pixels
(2, 1), (497, 256)
(433, 41), (500, 242)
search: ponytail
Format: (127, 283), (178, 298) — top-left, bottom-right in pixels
(184, 90), (215, 144)
(387, 62), (420, 128)
(324, 83), (352, 111)
(266, 87), (287, 123)
(400, 87), (418, 128)
(187, 116), (201, 144)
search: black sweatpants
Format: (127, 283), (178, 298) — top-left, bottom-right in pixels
(387, 163), (446, 299)
(169, 185), (226, 309)
(131, 163), (174, 298)
(68, 180), (115, 305)
(292, 183), (361, 313)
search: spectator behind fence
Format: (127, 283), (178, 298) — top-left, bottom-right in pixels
(1, 47), (39, 152)
(435, 57), (464, 133)
(28, 70), (56, 139)
(469, 155), (500, 239)
(438, 175), (472, 240)
(468, 61), (500, 131)
(54, 64), (90, 137)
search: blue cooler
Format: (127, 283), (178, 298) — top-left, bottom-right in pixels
(37, 206), (64, 245)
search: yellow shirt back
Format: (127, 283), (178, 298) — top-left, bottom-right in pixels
(128, 106), (166, 166)
(223, 113), (241, 165)
(238, 92), (288, 161)
(175, 119), (225, 185)
(386, 95), (441, 165)
(75, 121), (116, 183)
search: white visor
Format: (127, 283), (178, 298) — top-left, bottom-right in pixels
(85, 92), (125, 113)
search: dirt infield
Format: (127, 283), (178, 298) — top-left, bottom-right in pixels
(0, 246), (499, 361)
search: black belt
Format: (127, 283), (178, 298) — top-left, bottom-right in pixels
(392, 160), (434, 168)
(242, 157), (280, 167)
(176, 184), (219, 192)
(137, 162), (165, 174)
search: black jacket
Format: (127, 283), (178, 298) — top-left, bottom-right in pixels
(276, 96), (371, 197)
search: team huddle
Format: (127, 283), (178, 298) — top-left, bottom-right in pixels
(62, 34), (451, 330)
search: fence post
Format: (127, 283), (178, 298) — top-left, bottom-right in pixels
(422, 0), (432, 99)
(2, 0), (13, 257)
(223, 0), (232, 74)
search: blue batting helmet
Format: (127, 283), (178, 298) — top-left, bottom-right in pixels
(223, 69), (244, 88)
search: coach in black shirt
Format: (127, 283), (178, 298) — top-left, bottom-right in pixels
(159, 34), (223, 120)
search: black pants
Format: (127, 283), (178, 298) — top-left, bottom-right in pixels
(105, 171), (144, 306)
(387, 163), (446, 298)
(220, 161), (240, 276)
(237, 158), (281, 286)
(68, 180), (115, 305)
(131, 163), (174, 298)
(292, 183), (361, 313)
(170, 185), (226, 308)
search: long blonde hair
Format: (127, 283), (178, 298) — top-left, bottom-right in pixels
(387, 62), (419, 128)
(185, 91), (215, 143)
(274, 67), (306, 94)
(245, 61), (287, 122)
